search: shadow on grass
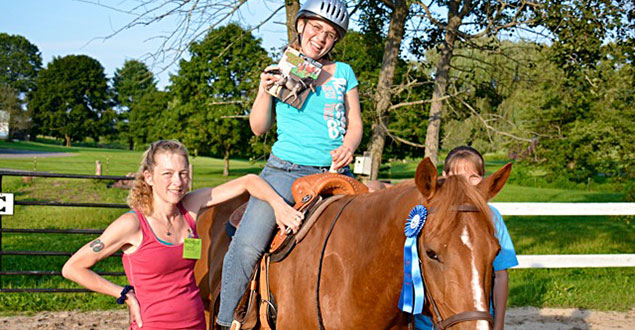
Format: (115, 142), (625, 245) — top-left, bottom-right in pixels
(197, 166), (264, 177)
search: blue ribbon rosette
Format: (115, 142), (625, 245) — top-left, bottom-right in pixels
(398, 205), (428, 314)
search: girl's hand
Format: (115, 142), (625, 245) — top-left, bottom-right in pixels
(260, 65), (282, 92)
(330, 145), (353, 170)
(126, 291), (143, 328)
(272, 201), (304, 234)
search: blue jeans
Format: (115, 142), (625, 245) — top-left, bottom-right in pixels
(217, 154), (352, 326)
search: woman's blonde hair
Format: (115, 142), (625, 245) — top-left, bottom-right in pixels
(127, 140), (189, 215)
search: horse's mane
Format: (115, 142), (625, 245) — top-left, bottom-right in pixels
(427, 175), (495, 238)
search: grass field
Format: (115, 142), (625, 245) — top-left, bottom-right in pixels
(0, 141), (632, 314)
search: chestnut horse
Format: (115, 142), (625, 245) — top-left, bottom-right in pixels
(195, 158), (511, 329)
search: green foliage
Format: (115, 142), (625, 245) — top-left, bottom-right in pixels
(509, 42), (635, 183)
(112, 60), (159, 149)
(29, 55), (110, 146)
(533, 0), (632, 76)
(169, 23), (270, 173)
(129, 90), (169, 150)
(112, 60), (157, 109)
(0, 85), (30, 138)
(0, 33), (42, 94)
(437, 40), (539, 153)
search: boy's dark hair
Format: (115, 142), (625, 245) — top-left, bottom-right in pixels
(443, 146), (485, 177)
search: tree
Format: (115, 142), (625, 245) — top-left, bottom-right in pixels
(406, 0), (634, 165)
(170, 23), (271, 175)
(113, 60), (158, 149)
(364, 0), (410, 180)
(511, 0), (634, 182)
(0, 33), (42, 139)
(113, 60), (157, 109)
(0, 85), (30, 139)
(404, 1), (540, 165)
(428, 39), (539, 153)
(129, 90), (169, 149)
(29, 55), (109, 146)
(0, 33), (42, 94)
(513, 41), (634, 183)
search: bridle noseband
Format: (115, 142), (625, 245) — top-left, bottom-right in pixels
(420, 204), (494, 329)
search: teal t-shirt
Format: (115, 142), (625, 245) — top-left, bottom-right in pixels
(271, 62), (358, 166)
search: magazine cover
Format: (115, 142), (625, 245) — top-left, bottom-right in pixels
(265, 48), (323, 110)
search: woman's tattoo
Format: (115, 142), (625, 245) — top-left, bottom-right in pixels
(89, 239), (105, 252)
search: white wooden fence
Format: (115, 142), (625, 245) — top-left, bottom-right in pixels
(489, 202), (635, 269)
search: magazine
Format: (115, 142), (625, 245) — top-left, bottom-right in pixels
(265, 47), (323, 110)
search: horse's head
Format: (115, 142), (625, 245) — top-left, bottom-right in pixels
(414, 158), (511, 330)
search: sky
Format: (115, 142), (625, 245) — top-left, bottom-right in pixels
(1, 0), (291, 89)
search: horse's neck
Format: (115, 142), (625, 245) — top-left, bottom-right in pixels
(341, 182), (421, 321)
(350, 182), (421, 249)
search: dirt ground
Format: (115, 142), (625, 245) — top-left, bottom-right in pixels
(0, 307), (632, 329)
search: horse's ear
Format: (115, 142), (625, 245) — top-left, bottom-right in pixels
(415, 157), (438, 199)
(477, 163), (512, 200)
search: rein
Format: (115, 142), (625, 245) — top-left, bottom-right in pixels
(315, 197), (355, 330)
(421, 204), (494, 329)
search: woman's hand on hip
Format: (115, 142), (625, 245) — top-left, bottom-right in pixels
(330, 145), (353, 170)
(272, 201), (304, 234)
(126, 291), (143, 328)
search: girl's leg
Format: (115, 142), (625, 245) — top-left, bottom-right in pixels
(217, 166), (296, 326)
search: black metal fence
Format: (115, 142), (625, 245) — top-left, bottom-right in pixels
(0, 170), (134, 293)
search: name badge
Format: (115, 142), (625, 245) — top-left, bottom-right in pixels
(183, 238), (201, 259)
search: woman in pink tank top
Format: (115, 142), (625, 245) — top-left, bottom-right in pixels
(63, 140), (303, 329)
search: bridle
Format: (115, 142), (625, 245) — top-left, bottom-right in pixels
(420, 204), (494, 329)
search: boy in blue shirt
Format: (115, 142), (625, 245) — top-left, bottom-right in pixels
(415, 146), (518, 330)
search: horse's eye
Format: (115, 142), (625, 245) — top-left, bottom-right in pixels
(426, 249), (439, 261)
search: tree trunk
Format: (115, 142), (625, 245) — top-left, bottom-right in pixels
(285, 0), (300, 43)
(424, 13), (462, 165)
(223, 149), (230, 177)
(64, 135), (71, 147)
(366, 0), (409, 180)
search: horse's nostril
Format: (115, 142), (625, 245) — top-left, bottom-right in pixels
(426, 249), (439, 261)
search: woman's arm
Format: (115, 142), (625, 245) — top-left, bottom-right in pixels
(330, 86), (362, 169)
(62, 213), (143, 326)
(184, 174), (304, 232)
(492, 269), (509, 330)
(250, 66), (279, 136)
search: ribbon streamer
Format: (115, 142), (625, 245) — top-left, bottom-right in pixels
(398, 205), (427, 314)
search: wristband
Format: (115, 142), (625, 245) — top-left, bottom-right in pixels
(116, 285), (134, 304)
